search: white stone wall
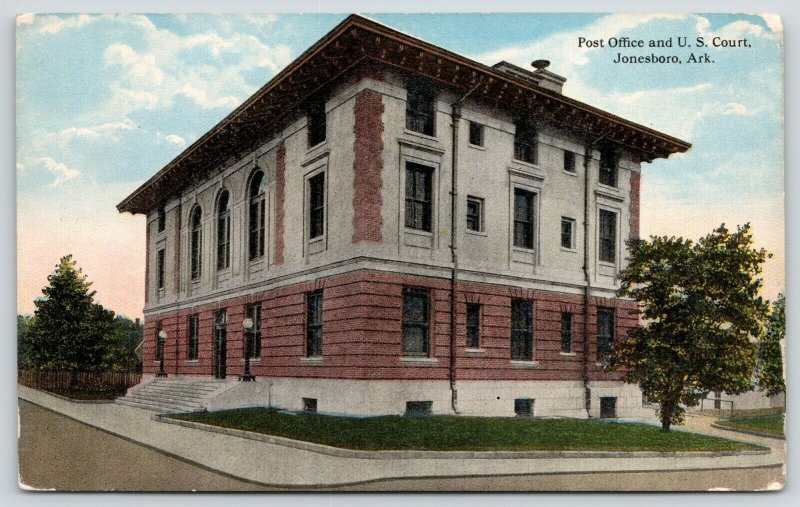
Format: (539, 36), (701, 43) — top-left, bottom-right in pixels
(204, 376), (654, 420)
(144, 69), (641, 318)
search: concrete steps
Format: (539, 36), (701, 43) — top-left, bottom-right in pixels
(116, 378), (229, 414)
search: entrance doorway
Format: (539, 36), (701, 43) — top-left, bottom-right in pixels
(213, 310), (227, 379)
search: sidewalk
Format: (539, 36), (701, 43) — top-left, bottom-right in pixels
(17, 385), (785, 488)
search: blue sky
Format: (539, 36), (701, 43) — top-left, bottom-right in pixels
(16, 13), (784, 318)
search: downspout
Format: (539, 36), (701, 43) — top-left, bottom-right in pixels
(582, 131), (611, 418)
(449, 79), (483, 415)
(582, 145), (593, 418)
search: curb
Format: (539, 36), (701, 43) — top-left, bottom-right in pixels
(711, 423), (786, 441)
(155, 414), (771, 460)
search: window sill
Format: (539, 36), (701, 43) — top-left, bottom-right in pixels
(245, 358), (261, 363)
(465, 348), (486, 357)
(511, 158), (540, 170)
(560, 246), (578, 253)
(400, 356), (439, 365)
(403, 128), (439, 143)
(597, 181), (620, 192)
(563, 169), (578, 177)
(468, 142), (486, 151)
(308, 236), (324, 244)
(300, 357), (324, 365)
(512, 246), (535, 254)
(560, 352), (577, 357)
(598, 260), (617, 268)
(511, 360), (539, 369)
(185, 360), (199, 364)
(466, 229), (487, 237)
(306, 140), (327, 154)
(405, 228), (433, 237)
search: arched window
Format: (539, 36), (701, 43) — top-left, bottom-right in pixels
(190, 206), (202, 280)
(216, 190), (231, 270)
(248, 171), (267, 260)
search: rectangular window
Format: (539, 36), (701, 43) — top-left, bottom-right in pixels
(561, 217), (575, 249)
(155, 321), (164, 362)
(599, 149), (618, 187)
(514, 398), (534, 417)
(600, 396), (617, 418)
(156, 248), (165, 290)
(405, 163), (433, 231)
(468, 121), (484, 146)
(406, 80), (435, 136)
(402, 287), (430, 356)
(513, 188), (535, 249)
(246, 303), (262, 359)
(564, 151), (576, 173)
(214, 310), (227, 379)
(187, 314), (199, 361)
(405, 401), (433, 416)
(303, 397), (318, 413)
(561, 312), (573, 353)
(597, 307), (615, 364)
(309, 172), (325, 240)
(599, 209), (617, 263)
(307, 97), (326, 147)
(513, 121), (538, 164)
(511, 299), (533, 361)
(306, 291), (323, 357)
(157, 207), (166, 232)
(466, 303), (481, 349)
(466, 196), (484, 232)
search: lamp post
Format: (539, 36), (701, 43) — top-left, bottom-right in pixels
(156, 330), (168, 377)
(239, 317), (255, 381)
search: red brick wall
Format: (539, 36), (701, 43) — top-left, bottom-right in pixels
(143, 270), (637, 382)
(274, 141), (286, 265)
(352, 89), (384, 243)
(630, 171), (640, 240)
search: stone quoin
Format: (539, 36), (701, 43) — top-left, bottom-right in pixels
(117, 15), (690, 418)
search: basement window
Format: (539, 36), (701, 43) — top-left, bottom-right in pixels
(514, 398), (534, 417)
(405, 401), (433, 416)
(303, 397), (318, 413)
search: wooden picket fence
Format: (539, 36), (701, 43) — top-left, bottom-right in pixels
(17, 370), (142, 391)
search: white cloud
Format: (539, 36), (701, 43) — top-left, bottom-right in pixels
(35, 14), (95, 34)
(760, 14), (783, 36)
(99, 20), (292, 115)
(16, 13), (35, 26)
(165, 134), (186, 147)
(57, 119), (137, 144)
(37, 157), (80, 186)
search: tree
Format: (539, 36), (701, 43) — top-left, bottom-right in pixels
(758, 294), (785, 396)
(615, 224), (770, 430)
(17, 314), (35, 369)
(22, 255), (118, 375)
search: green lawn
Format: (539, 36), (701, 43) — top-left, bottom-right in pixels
(717, 414), (785, 437)
(173, 408), (762, 452)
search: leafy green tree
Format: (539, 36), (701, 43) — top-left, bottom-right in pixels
(17, 314), (35, 369)
(108, 315), (143, 373)
(22, 255), (118, 375)
(616, 224), (770, 430)
(758, 294), (785, 396)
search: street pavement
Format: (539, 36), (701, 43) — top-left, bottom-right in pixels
(17, 385), (785, 490)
